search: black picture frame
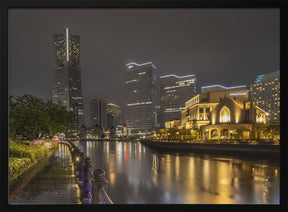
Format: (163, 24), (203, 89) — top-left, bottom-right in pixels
(1, 0), (287, 211)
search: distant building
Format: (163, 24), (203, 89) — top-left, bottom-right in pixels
(90, 98), (107, 129)
(250, 70), (280, 123)
(159, 74), (196, 128)
(181, 85), (250, 129)
(106, 103), (122, 128)
(125, 62), (158, 135)
(52, 27), (84, 126)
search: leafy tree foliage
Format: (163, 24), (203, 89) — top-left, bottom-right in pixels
(9, 94), (75, 140)
(255, 123), (280, 140)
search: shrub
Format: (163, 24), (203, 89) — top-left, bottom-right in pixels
(9, 157), (33, 182)
(9, 143), (48, 163)
(9, 139), (52, 182)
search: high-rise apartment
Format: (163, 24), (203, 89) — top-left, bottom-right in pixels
(159, 74), (196, 128)
(125, 62), (157, 135)
(250, 70), (280, 123)
(90, 98), (107, 129)
(52, 28), (84, 126)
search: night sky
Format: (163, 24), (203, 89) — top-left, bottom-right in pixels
(8, 9), (280, 126)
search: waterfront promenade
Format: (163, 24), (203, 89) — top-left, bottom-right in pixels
(10, 144), (81, 205)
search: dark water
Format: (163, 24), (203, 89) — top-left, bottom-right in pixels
(78, 140), (280, 204)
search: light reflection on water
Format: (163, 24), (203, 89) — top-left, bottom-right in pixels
(78, 141), (279, 204)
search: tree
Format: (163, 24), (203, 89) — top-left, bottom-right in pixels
(9, 95), (50, 140)
(46, 101), (75, 137)
(190, 119), (200, 139)
(234, 128), (244, 139)
(263, 123), (280, 141)
(255, 123), (280, 141)
(9, 94), (75, 140)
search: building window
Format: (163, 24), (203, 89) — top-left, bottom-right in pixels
(245, 110), (250, 122)
(199, 107), (204, 113)
(219, 106), (230, 123)
(245, 102), (250, 109)
(206, 107), (210, 113)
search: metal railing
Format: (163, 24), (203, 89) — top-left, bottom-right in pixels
(59, 140), (114, 204)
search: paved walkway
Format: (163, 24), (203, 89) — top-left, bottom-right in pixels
(10, 144), (81, 205)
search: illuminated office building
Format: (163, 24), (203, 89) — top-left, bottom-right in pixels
(250, 70), (280, 123)
(90, 98), (107, 129)
(159, 74), (196, 128)
(52, 28), (84, 126)
(125, 62), (157, 135)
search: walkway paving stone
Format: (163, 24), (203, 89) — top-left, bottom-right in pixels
(9, 144), (81, 205)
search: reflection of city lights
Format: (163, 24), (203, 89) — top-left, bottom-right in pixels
(109, 172), (115, 185)
(79, 141), (279, 204)
(275, 169), (278, 176)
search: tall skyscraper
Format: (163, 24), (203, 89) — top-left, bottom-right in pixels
(90, 98), (107, 129)
(250, 70), (280, 123)
(125, 62), (157, 135)
(159, 74), (196, 128)
(52, 27), (84, 126)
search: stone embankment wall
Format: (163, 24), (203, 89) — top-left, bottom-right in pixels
(141, 140), (280, 161)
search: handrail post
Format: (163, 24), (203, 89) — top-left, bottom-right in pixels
(82, 157), (92, 204)
(78, 152), (85, 184)
(92, 168), (108, 204)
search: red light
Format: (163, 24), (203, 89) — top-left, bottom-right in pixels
(147, 77), (150, 80)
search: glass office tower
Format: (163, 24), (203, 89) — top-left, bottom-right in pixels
(125, 62), (157, 135)
(52, 27), (84, 127)
(159, 74), (196, 128)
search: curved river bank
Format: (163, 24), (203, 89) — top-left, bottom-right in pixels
(76, 140), (279, 204)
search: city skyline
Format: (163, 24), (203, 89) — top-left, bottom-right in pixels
(8, 9), (280, 126)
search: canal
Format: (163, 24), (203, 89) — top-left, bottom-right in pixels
(76, 140), (280, 204)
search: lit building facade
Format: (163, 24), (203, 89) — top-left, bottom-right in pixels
(181, 85), (250, 129)
(165, 119), (181, 129)
(200, 96), (268, 139)
(159, 74), (196, 128)
(250, 70), (280, 123)
(90, 98), (107, 129)
(52, 28), (84, 126)
(125, 62), (157, 135)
